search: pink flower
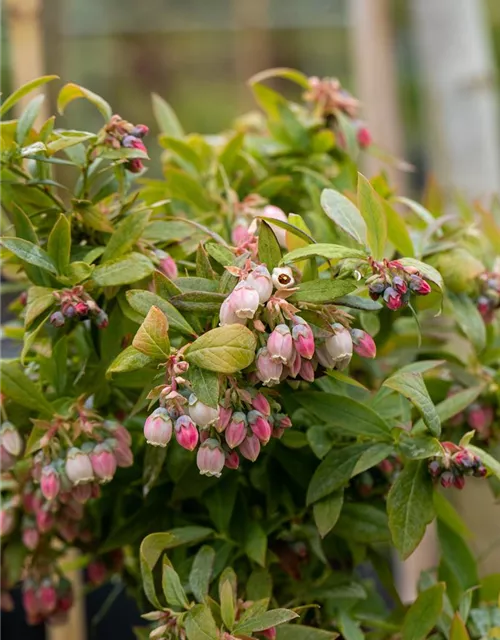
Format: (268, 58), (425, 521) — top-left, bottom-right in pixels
(188, 395), (218, 427)
(267, 324), (294, 364)
(259, 205), (288, 247)
(299, 359), (315, 382)
(392, 276), (408, 295)
(291, 317), (315, 359)
(22, 526), (39, 551)
(72, 484), (92, 504)
(351, 329), (376, 359)
(287, 349), (302, 378)
(224, 450), (240, 469)
(65, 448), (94, 486)
(0, 445), (16, 471)
(225, 412), (247, 449)
(467, 404), (494, 436)
(409, 275), (431, 296)
(256, 348), (283, 386)
(248, 411), (272, 445)
(383, 286), (403, 310)
(36, 508), (54, 534)
(252, 393), (271, 416)
(196, 439), (225, 477)
(40, 465), (60, 501)
(217, 405), (233, 432)
(245, 266), (273, 304)
(230, 282), (260, 319)
(144, 408), (173, 447)
(0, 510), (15, 537)
(38, 580), (57, 615)
(0, 422), (23, 456)
(356, 124), (372, 149)
(113, 440), (133, 468)
(276, 414), (292, 429)
(175, 415), (199, 451)
(239, 434), (260, 462)
(157, 251), (178, 280)
(90, 444), (117, 483)
(232, 219), (251, 246)
(261, 627), (277, 639)
(271, 266), (294, 290)
(324, 324), (353, 370)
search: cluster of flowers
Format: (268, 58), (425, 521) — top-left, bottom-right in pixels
(476, 270), (500, 324)
(428, 442), (487, 490)
(367, 259), (431, 310)
(100, 114), (149, 173)
(446, 388), (496, 441)
(303, 75), (371, 148)
(22, 574), (74, 626)
(49, 286), (108, 329)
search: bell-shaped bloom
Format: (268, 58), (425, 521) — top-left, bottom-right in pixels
(252, 393), (271, 416)
(248, 410), (272, 445)
(216, 405), (233, 432)
(90, 444), (117, 483)
(351, 329), (376, 359)
(224, 450), (240, 469)
(291, 317), (315, 359)
(324, 324), (353, 370)
(299, 359), (315, 382)
(40, 465), (60, 501)
(271, 266), (294, 290)
(239, 434), (260, 462)
(383, 287), (403, 311)
(230, 282), (260, 319)
(144, 408), (173, 447)
(409, 275), (431, 296)
(256, 348), (283, 386)
(196, 439), (225, 477)
(225, 412), (247, 449)
(267, 324), (294, 364)
(245, 266), (273, 304)
(65, 448), (94, 486)
(0, 422), (23, 456)
(175, 415), (199, 451)
(188, 395), (218, 427)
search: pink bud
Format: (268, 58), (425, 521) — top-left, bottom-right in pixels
(239, 434), (260, 462)
(0, 510), (15, 537)
(196, 439), (225, 477)
(477, 296), (493, 322)
(230, 282), (260, 319)
(440, 471), (455, 488)
(158, 252), (178, 280)
(287, 349), (302, 378)
(0, 422), (23, 456)
(188, 395), (219, 427)
(324, 324), (353, 370)
(22, 526), (39, 551)
(144, 408), (173, 446)
(224, 450), (240, 469)
(114, 441), (133, 468)
(38, 580), (57, 614)
(36, 508), (54, 534)
(219, 295), (245, 326)
(225, 412), (247, 449)
(409, 275), (431, 296)
(277, 414), (292, 429)
(392, 276), (407, 295)
(291, 317), (315, 359)
(40, 466), (60, 501)
(72, 484), (92, 504)
(22, 583), (39, 617)
(245, 266), (273, 304)
(131, 124), (149, 138)
(467, 404), (494, 435)
(272, 426), (285, 439)
(58, 518), (78, 543)
(252, 393), (271, 416)
(299, 359), (315, 382)
(351, 329), (376, 359)
(90, 444), (117, 483)
(65, 448), (94, 485)
(88, 560), (107, 586)
(0, 445), (16, 471)
(267, 324), (294, 365)
(248, 411), (272, 445)
(356, 124), (372, 149)
(175, 415), (199, 451)
(259, 205), (288, 247)
(126, 158), (144, 173)
(217, 405), (233, 432)
(112, 423), (132, 446)
(50, 311), (65, 327)
(199, 429), (210, 444)
(256, 348), (283, 386)
(383, 287), (403, 310)
(74, 301), (89, 316)
(454, 475), (466, 490)
(232, 220), (251, 246)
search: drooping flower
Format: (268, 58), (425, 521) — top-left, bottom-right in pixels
(144, 408), (173, 447)
(196, 439), (225, 477)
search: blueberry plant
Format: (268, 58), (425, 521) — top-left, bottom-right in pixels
(1, 69), (500, 639)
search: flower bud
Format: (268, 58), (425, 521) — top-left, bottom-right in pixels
(63, 304), (76, 318)
(22, 525), (39, 551)
(126, 158), (144, 173)
(88, 560), (107, 586)
(0, 509), (15, 537)
(111, 423), (132, 446)
(217, 405), (233, 432)
(256, 348), (283, 386)
(267, 324), (294, 364)
(22, 582), (39, 618)
(324, 324), (353, 370)
(0, 422), (23, 456)
(428, 460), (441, 478)
(453, 475), (466, 490)
(188, 395), (219, 427)
(38, 580), (57, 615)
(286, 349), (302, 378)
(248, 410), (272, 445)
(50, 311), (65, 327)
(90, 444), (117, 483)
(299, 358), (315, 382)
(291, 317), (315, 359)
(239, 434), (260, 462)
(383, 287), (403, 310)
(158, 252), (178, 280)
(351, 329), (376, 359)
(224, 450), (240, 469)
(36, 508), (54, 533)
(252, 393), (271, 416)
(72, 483), (92, 504)
(440, 471), (455, 488)
(65, 448), (94, 486)
(40, 465), (60, 501)
(95, 309), (109, 329)
(368, 280), (386, 300)
(259, 205), (288, 247)
(196, 439), (225, 477)
(113, 440), (133, 468)
(477, 296), (493, 322)
(453, 448), (476, 469)
(467, 404), (494, 435)
(225, 412), (247, 449)
(131, 124), (149, 138)
(356, 124), (372, 149)
(144, 408), (173, 447)
(230, 282), (260, 319)
(74, 301), (89, 316)
(0, 445), (16, 471)
(276, 414), (292, 429)
(245, 266), (273, 304)
(175, 415), (199, 451)
(232, 219), (251, 246)
(392, 276), (407, 295)
(271, 266), (295, 290)
(409, 275), (431, 296)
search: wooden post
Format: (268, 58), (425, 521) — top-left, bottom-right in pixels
(48, 550), (86, 640)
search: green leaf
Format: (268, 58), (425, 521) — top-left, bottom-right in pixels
(160, 135), (203, 173)
(414, 385), (484, 432)
(220, 579), (236, 630)
(313, 490), (344, 538)
(383, 372), (441, 436)
(189, 546), (215, 603)
(162, 564), (189, 609)
(219, 132), (245, 174)
(433, 493), (471, 540)
(16, 94), (45, 145)
(0, 75), (58, 116)
(449, 613), (470, 640)
(244, 521), (267, 567)
(101, 211), (151, 262)
(235, 609), (299, 634)
(383, 201), (414, 257)
(387, 460), (435, 559)
(47, 214), (71, 274)
(449, 292), (486, 354)
(132, 306), (170, 360)
(258, 221), (282, 270)
(307, 443), (373, 505)
(2, 237), (57, 274)
(281, 243), (366, 264)
(204, 243), (234, 267)
(398, 258), (444, 292)
(402, 583), (445, 640)
(320, 188), (367, 247)
(141, 527), (213, 577)
(468, 445), (500, 481)
(142, 445), (167, 497)
(187, 366), (219, 409)
(337, 611), (364, 640)
(57, 83), (112, 120)
(290, 279), (357, 303)
(184, 604), (218, 640)
(335, 295), (382, 311)
(170, 291), (225, 314)
(107, 346), (156, 375)
(398, 433), (442, 459)
(249, 67), (310, 89)
(196, 244), (217, 279)
(10, 204), (38, 243)
(357, 173), (387, 260)
(165, 168), (211, 211)
(24, 425), (47, 456)
(152, 93), (184, 138)
(335, 503), (390, 543)
(257, 216), (314, 245)
(127, 290), (195, 337)
(93, 253), (154, 286)
(0, 360), (54, 416)
(276, 625), (338, 640)
(25, 286), (55, 328)
(352, 443), (395, 476)
(185, 325), (256, 374)
(246, 568), (272, 601)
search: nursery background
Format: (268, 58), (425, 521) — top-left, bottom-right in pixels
(1, 1), (500, 640)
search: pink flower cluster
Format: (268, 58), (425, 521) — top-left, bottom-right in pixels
(428, 442), (487, 490)
(476, 271), (500, 323)
(367, 259), (431, 311)
(22, 575), (73, 626)
(50, 285), (108, 329)
(102, 113), (149, 173)
(446, 388), (496, 441)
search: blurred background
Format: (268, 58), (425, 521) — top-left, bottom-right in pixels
(1, 1), (500, 638)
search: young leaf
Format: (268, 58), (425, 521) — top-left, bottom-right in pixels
(93, 253), (155, 286)
(185, 325), (256, 374)
(152, 93), (184, 138)
(387, 460), (435, 559)
(0, 360), (54, 416)
(10, 204), (38, 243)
(107, 346), (156, 375)
(244, 521), (267, 567)
(162, 564), (189, 609)
(320, 188), (367, 247)
(448, 292), (486, 354)
(357, 173), (387, 260)
(16, 94), (45, 145)
(47, 214), (71, 274)
(2, 237), (57, 274)
(101, 211), (151, 262)
(132, 306), (170, 360)
(189, 546), (215, 603)
(281, 243), (367, 264)
(257, 216), (315, 245)
(196, 243), (217, 279)
(57, 83), (112, 120)
(127, 290), (196, 337)
(234, 609), (299, 635)
(313, 490), (344, 538)
(402, 583), (445, 640)
(249, 67), (310, 89)
(383, 372), (441, 437)
(184, 604), (218, 640)
(187, 366), (219, 409)
(0, 75), (58, 117)
(383, 201), (414, 257)
(258, 221), (282, 270)
(219, 579), (236, 630)
(449, 613), (470, 640)
(140, 527), (213, 572)
(25, 286), (56, 328)
(290, 279), (357, 303)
